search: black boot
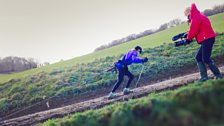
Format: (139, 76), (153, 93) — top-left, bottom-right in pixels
(197, 62), (209, 82)
(208, 61), (222, 79)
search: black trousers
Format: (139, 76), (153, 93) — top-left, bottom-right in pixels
(195, 37), (215, 64)
(111, 66), (134, 93)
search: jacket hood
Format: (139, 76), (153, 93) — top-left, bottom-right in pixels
(190, 3), (200, 17)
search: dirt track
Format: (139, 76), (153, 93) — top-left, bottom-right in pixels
(0, 66), (223, 126)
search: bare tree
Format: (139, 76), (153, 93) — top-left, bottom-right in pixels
(203, 4), (224, 16)
(158, 23), (169, 31)
(0, 56), (39, 74)
(168, 19), (182, 27)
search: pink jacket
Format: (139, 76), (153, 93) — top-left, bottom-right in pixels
(187, 3), (216, 43)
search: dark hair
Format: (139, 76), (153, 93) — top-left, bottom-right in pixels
(187, 15), (191, 23)
(135, 46), (142, 53)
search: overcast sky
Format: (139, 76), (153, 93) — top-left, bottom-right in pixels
(0, 0), (223, 63)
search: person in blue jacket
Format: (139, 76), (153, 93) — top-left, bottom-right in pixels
(108, 46), (148, 99)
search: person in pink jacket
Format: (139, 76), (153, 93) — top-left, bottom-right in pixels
(184, 3), (222, 82)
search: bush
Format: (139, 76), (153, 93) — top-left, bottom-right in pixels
(0, 98), (8, 114)
(9, 84), (26, 95)
(28, 85), (39, 95)
(9, 93), (24, 109)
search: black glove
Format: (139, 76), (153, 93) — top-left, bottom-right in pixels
(142, 57), (148, 63)
(186, 39), (192, 44)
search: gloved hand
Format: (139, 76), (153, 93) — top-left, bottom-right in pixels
(185, 39), (192, 44)
(142, 57), (148, 63)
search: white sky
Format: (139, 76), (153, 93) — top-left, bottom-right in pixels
(0, 0), (223, 63)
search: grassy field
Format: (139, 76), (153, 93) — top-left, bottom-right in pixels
(39, 78), (224, 126)
(0, 28), (223, 115)
(0, 13), (223, 84)
(0, 13), (223, 119)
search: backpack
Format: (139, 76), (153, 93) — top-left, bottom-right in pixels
(114, 60), (126, 70)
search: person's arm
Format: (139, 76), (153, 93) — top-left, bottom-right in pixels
(131, 53), (143, 63)
(187, 16), (201, 40)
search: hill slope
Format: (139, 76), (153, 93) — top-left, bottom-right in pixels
(40, 78), (224, 126)
(1, 67), (223, 126)
(0, 13), (223, 120)
(0, 13), (224, 84)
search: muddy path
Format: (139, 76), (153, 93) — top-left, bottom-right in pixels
(1, 66), (223, 126)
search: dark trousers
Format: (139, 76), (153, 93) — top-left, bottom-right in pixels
(195, 37), (215, 64)
(111, 66), (134, 93)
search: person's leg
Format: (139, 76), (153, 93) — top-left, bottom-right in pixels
(195, 46), (208, 82)
(201, 37), (214, 64)
(202, 37), (222, 79)
(124, 68), (134, 88)
(195, 46), (203, 63)
(123, 67), (134, 95)
(111, 69), (125, 93)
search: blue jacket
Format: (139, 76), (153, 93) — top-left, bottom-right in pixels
(120, 49), (143, 65)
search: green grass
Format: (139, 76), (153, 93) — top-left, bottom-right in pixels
(0, 13), (224, 84)
(39, 79), (224, 126)
(1, 33), (223, 119)
(0, 13), (223, 115)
